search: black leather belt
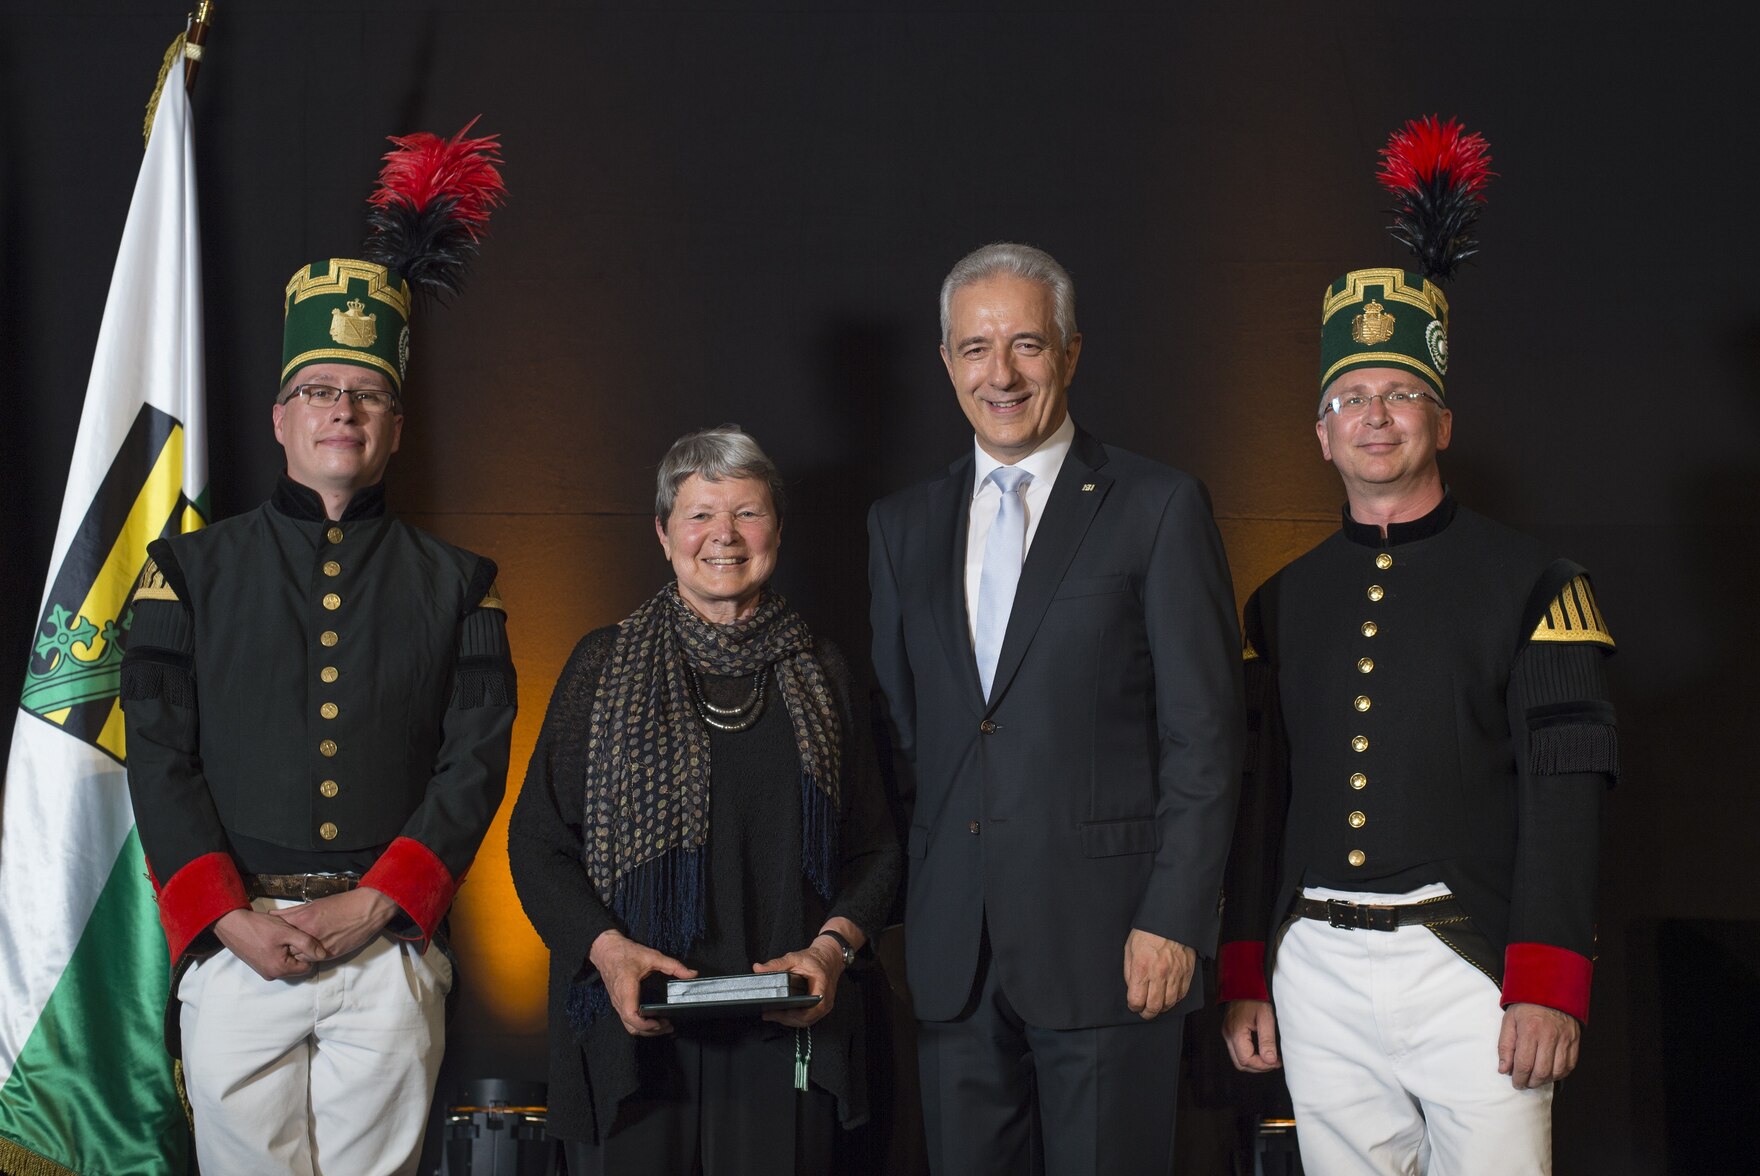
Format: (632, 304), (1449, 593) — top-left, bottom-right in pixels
(1292, 894), (1465, 932)
(249, 873), (361, 900)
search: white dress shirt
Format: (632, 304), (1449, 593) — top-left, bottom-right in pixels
(963, 413), (1077, 647)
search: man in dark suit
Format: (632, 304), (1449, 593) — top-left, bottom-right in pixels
(868, 242), (1243, 1174)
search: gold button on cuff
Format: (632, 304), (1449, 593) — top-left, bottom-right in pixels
(322, 593), (341, 610)
(968, 821), (980, 834)
(320, 666), (339, 683)
(1353, 695), (1371, 712)
(1362, 621), (1378, 638)
(326, 527), (344, 545)
(1376, 553), (1394, 570)
(1348, 849), (1366, 867)
(1350, 772), (1367, 790)
(1357, 657), (1375, 673)
(320, 702), (339, 720)
(1367, 585), (1385, 602)
(320, 779), (339, 798)
(1352, 735), (1369, 753)
(323, 561), (341, 577)
(319, 822), (338, 841)
(1348, 810), (1367, 829)
(321, 630), (339, 647)
(319, 739), (338, 757)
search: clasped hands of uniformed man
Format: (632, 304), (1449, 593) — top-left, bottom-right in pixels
(212, 887), (398, 980)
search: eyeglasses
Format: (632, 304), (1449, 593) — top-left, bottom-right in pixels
(1320, 389), (1440, 419)
(279, 384), (401, 416)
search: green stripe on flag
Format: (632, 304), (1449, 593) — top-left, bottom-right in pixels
(0, 829), (191, 1175)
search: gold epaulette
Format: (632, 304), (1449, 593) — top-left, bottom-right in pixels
(1530, 574), (1614, 648)
(477, 581), (505, 611)
(1242, 637), (1260, 662)
(132, 557), (179, 602)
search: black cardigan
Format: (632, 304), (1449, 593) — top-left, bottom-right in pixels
(508, 623), (901, 1143)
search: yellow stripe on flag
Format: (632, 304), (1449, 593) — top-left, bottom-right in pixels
(96, 700), (127, 761)
(69, 426), (185, 664)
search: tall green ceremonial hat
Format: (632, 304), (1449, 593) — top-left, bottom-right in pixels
(282, 260), (412, 392)
(1319, 268), (1450, 400)
(279, 118), (506, 397)
(1319, 116), (1495, 407)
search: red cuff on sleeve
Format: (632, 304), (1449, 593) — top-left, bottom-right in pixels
(154, 852), (249, 965)
(1501, 942), (1593, 1023)
(361, 837), (458, 942)
(1218, 940), (1271, 1003)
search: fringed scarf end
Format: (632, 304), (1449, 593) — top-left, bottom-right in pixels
(801, 771), (837, 903)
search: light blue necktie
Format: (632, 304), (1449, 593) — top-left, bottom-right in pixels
(975, 465), (1032, 700)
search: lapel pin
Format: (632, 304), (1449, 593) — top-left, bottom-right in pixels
(1081, 483), (1096, 492)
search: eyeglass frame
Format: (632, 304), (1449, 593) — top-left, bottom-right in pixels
(277, 383), (403, 416)
(1318, 388), (1443, 420)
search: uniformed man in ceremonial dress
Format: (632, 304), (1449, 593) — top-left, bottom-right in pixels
(121, 154), (515, 1167)
(1218, 120), (1618, 1172)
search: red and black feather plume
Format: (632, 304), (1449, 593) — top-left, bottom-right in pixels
(1376, 115), (1495, 282)
(362, 116), (507, 302)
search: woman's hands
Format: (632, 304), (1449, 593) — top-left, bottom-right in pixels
(589, 929), (697, 1036)
(754, 921), (862, 1028)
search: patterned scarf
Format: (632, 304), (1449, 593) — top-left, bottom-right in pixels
(582, 582), (842, 960)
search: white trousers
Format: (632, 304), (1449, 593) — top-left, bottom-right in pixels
(1271, 885), (1552, 1176)
(178, 897), (452, 1176)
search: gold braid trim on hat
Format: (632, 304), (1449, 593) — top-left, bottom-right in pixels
(1322, 268), (1448, 325)
(285, 260), (411, 318)
(1320, 351), (1445, 393)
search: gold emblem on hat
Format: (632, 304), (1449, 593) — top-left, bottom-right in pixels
(330, 299), (379, 348)
(1351, 300), (1395, 346)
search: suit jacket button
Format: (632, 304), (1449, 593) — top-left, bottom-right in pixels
(968, 821), (980, 834)
(979, 719), (998, 734)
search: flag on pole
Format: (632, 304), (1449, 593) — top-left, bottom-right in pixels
(0, 34), (207, 1176)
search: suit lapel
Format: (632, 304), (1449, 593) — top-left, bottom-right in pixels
(925, 454), (986, 715)
(986, 430), (1112, 711)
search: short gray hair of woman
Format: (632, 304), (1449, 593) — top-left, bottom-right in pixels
(654, 424), (788, 522)
(939, 242), (1078, 349)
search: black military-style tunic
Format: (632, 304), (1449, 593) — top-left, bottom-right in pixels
(1219, 496), (1616, 1021)
(121, 476), (517, 963)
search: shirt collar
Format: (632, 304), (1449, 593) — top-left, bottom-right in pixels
(971, 413), (1077, 498)
(271, 474), (388, 522)
(1340, 491), (1457, 547)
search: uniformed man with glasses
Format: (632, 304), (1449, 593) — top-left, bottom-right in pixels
(121, 255), (516, 1174)
(1216, 266), (1618, 1172)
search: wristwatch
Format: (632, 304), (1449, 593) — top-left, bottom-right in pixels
(817, 928), (857, 967)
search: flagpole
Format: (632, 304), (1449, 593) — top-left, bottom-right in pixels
(183, 2), (214, 94)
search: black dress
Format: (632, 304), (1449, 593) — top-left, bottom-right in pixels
(508, 624), (900, 1147)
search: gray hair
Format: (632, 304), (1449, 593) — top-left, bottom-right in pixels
(939, 242), (1078, 348)
(654, 424), (787, 522)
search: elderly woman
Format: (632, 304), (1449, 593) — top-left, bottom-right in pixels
(509, 425), (900, 1174)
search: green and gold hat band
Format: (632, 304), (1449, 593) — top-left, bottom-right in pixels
(282, 259), (413, 394)
(1319, 268), (1450, 403)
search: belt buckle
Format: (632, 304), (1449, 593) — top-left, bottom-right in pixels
(299, 874), (316, 902)
(1325, 899), (1358, 930)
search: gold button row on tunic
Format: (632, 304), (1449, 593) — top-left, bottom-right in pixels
(318, 550), (344, 840)
(1346, 555), (1390, 871)
(326, 527), (344, 545)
